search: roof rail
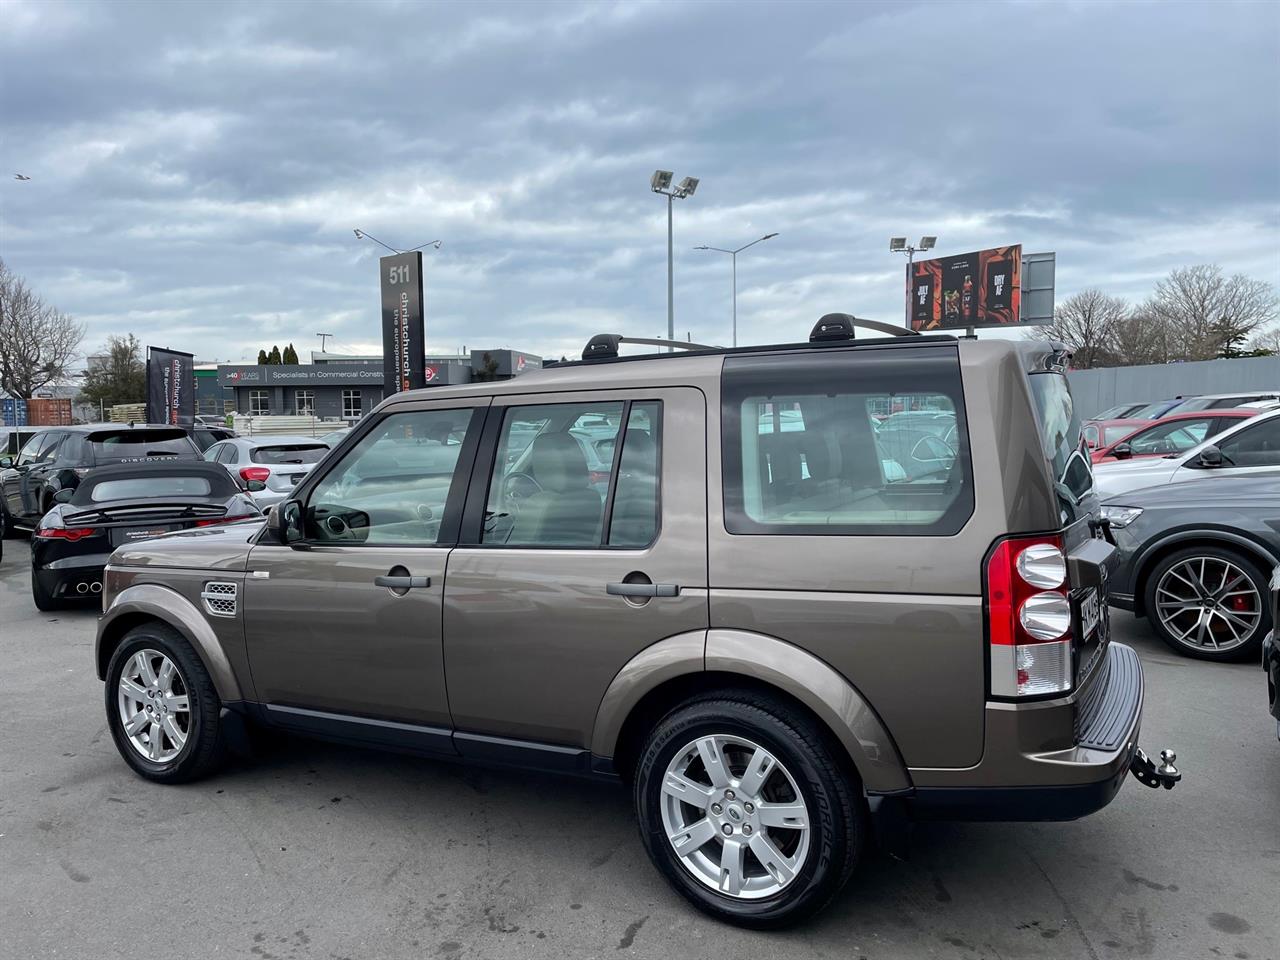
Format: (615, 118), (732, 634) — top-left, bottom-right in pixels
(582, 334), (721, 361)
(810, 313), (917, 342)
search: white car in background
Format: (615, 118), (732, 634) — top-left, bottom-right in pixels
(1093, 408), (1280, 498)
(203, 435), (331, 507)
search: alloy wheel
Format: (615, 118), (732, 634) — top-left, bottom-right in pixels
(660, 735), (810, 900)
(116, 649), (191, 763)
(1155, 557), (1262, 653)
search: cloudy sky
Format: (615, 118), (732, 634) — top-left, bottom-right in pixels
(1, 0), (1277, 365)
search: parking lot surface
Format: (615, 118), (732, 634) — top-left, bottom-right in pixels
(1, 550), (1277, 960)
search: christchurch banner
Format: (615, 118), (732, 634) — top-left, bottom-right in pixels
(909, 244), (1024, 331)
(145, 347), (195, 427)
(380, 251), (426, 395)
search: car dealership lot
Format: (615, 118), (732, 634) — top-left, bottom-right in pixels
(1, 557), (1276, 960)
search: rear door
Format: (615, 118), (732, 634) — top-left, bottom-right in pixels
(242, 400), (485, 741)
(442, 388), (707, 757)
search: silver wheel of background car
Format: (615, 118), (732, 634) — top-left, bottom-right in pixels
(1155, 557), (1262, 653)
(116, 649), (191, 763)
(660, 735), (810, 900)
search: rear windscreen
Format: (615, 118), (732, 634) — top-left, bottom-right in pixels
(86, 476), (216, 502)
(1028, 373), (1094, 514)
(88, 429), (197, 462)
(251, 445), (328, 465)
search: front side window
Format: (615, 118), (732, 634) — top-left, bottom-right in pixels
(249, 390), (269, 416)
(1214, 417), (1280, 467)
(722, 349), (974, 536)
(295, 390), (315, 416)
(481, 400), (662, 547)
(305, 407), (480, 546)
(342, 390), (362, 419)
(16, 432), (50, 466)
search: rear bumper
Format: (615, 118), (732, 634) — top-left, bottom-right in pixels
(899, 642), (1143, 821)
(33, 554), (108, 596)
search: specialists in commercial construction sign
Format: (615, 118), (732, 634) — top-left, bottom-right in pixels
(380, 251), (426, 395)
(145, 346), (195, 428)
(909, 244), (1023, 331)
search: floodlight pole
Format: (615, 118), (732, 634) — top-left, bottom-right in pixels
(667, 194), (674, 346)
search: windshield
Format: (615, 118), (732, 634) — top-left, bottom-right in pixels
(251, 444), (328, 465)
(88, 429), (197, 462)
(1029, 373), (1094, 517)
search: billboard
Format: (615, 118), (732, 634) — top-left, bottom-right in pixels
(380, 251), (426, 395)
(909, 244), (1024, 331)
(145, 347), (195, 428)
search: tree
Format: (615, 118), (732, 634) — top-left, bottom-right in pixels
(1144, 265), (1278, 361)
(1038, 289), (1129, 369)
(267, 345), (282, 364)
(0, 257), (85, 398)
(79, 334), (145, 411)
(1108, 308), (1172, 367)
(282, 343), (299, 364)
(257, 349), (269, 365)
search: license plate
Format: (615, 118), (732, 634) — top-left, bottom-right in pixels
(1079, 587), (1101, 639)
(112, 526), (175, 545)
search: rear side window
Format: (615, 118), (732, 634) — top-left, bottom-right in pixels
(722, 348), (974, 536)
(251, 444), (328, 465)
(87, 429), (197, 463)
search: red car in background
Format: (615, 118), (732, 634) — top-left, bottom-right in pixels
(1090, 408), (1260, 464)
(1083, 418), (1149, 450)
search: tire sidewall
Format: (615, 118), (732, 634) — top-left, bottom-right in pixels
(105, 631), (217, 782)
(1145, 545), (1271, 661)
(635, 699), (855, 927)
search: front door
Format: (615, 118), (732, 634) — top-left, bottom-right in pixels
(1178, 414), (1280, 483)
(243, 400), (486, 748)
(443, 388), (708, 757)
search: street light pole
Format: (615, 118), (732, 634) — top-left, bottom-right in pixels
(694, 233), (778, 348)
(352, 229), (442, 255)
(651, 171), (699, 351)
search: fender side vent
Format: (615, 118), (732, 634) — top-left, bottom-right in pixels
(201, 581), (237, 618)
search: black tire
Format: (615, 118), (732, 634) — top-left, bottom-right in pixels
(1144, 545), (1271, 662)
(31, 567), (63, 612)
(633, 690), (863, 928)
(104, 623), (226, 783)
(1, 504), (20, 539)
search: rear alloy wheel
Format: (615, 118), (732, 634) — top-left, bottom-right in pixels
(634, 692), (862, 928)
(1145, 546), (1270, 661)
(105, 624), (226, 782)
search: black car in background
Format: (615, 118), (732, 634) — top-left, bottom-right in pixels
(191, 424), (236, 451)
(1102, 475), (1280, 661)
(31, 461), (260, 609)
(0, 424), (201, 535)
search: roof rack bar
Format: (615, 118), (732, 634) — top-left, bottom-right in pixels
(582, 333), (720, 360)
(810, 313), (917, 342)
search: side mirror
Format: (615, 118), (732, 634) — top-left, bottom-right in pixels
(246, 479), (267, 492)
(0, 456), (12, 469)
(1112, 442), (1133, 461)
(53, 488), (74, 504)
(265, 500), (305, 546)
(1197, 445), (1224, 468)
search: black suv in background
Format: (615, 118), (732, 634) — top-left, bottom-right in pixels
(0, 424), (201, 534)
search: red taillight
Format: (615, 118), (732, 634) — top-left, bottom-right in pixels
(239, 466), (271, 484)
(986, 535), (1073, 698)
(36, 527), (102, 541)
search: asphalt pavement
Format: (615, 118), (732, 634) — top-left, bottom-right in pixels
(1, 543), (1277, 960)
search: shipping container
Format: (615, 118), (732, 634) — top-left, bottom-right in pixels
(2, 397), (29, 427)
(25, 397), (74, 426)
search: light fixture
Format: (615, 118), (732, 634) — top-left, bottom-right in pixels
(651, 170), (673, 192)
(889, 237), (907, 252)
(920, 236), (937, 250)
(676, 176), (699, 198)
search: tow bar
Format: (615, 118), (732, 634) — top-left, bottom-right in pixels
(1130, 747), (1181, 789)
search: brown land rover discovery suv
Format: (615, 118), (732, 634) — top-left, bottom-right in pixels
(94, 318), (1178, 926)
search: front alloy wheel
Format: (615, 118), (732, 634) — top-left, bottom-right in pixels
(117, 649), (191, 763)
(1146, 546), (1270, 661)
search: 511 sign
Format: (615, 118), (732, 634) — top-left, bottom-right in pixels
(379, 251), (426, 395)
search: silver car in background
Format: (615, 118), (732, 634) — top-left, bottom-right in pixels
(202, 435), (331, 507)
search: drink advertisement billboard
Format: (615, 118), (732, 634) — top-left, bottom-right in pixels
(380, 252), (426, 395)
(908, 244), (1024, 331)
(145, 347), (195, 428)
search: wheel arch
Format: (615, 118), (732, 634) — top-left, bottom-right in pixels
(1131, 530), (1277, 617)
(96, 584), (243, 702)
(592, 629), (911, 794)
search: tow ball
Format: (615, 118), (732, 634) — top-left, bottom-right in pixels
(1130, 748), (1181, 789)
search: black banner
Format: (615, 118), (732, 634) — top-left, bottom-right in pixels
(145, 347), (195, 428)
(380, 252), (426, 396)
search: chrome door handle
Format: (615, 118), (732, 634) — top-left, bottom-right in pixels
(374, 575), (431, 589)
(607, 582), (680, 598)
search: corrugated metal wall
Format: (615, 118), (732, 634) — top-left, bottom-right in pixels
(1068, 356), (1280, 418)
